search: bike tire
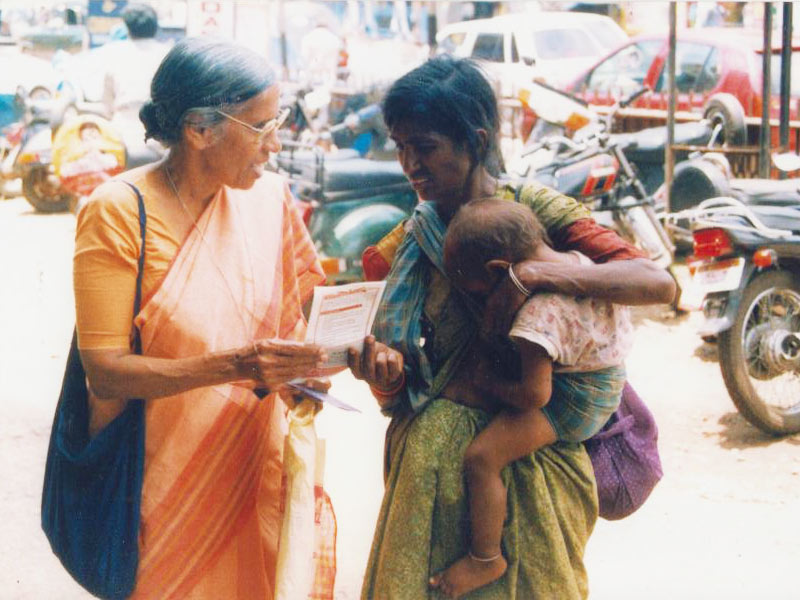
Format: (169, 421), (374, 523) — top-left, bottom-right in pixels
(718, 270), (800, 435)
(22, 166), (72, 213)
(702, 93), (746, 147)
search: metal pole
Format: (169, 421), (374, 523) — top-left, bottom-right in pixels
(278, 0), (288, 78)
(780, 2), (793, 167)
(665, 2), (677, 213)
(760, 2), (773, 178)
(427, 1), (437, 56)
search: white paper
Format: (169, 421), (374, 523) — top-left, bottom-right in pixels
(304, 281), (386, 367)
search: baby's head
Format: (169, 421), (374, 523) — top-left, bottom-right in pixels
(443, 198), (548, 299)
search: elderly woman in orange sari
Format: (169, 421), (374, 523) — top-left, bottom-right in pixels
(72, 38), (333, 598)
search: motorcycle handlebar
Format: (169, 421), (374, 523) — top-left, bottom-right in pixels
(521, 134), (585, 157)
(604, 85), (650, 133)
(619, 86), (650, 109)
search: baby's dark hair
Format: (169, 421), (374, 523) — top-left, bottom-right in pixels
(444, 199), (549, 279)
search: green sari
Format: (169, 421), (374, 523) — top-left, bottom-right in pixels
(363, 183), (599, 599)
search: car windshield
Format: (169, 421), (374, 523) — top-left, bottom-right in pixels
(590, 20), (628, 52)
(533, 28), (597, 59)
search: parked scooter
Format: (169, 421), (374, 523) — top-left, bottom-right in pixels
(509, 87), (675, 269)
(8, 86), (162, 213)
(682, 190), (800, 435)
(273, 140), (416, 283)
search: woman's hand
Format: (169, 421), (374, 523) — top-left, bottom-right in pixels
(347, 336), (405, 407)
(240, 339), (328, 391)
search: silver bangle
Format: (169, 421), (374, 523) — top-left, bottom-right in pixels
(469, 550), (503, 563)
(508, 264), (531, 297)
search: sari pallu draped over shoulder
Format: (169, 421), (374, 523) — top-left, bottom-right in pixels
(129, 172), (326, 600)
(372, 201), (475, 413)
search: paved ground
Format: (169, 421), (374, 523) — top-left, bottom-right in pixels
(1, 194), (798, 599)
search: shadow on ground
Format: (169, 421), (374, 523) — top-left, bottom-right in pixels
(711, 411), (800, 449)
(693, 341), (718, 363)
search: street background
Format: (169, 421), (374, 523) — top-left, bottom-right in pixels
(1, 192), (798, 599)
(2, 0), (800, 598)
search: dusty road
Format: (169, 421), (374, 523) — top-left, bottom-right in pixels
(1, 194), (798, 599)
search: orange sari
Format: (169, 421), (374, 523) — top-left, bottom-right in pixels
(129, 173), (326, 599)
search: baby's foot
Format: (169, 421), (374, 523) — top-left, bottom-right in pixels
(429, 552), (507, 599)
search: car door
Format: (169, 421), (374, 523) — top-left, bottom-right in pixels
(651, 42), (721, 112)
(571, 39), (664, 106)
(470, 31), (516, 96)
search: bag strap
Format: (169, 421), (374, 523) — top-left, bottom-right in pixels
(124, 181), (147, 355)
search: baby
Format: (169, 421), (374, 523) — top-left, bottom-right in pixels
(432, 198), (633, 598)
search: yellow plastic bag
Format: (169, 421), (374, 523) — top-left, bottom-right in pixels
(275, 399), (333, 600)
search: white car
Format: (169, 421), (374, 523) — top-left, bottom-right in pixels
(436, 12), (628, 95)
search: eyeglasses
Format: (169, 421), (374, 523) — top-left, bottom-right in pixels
(215, 107), (290, 142)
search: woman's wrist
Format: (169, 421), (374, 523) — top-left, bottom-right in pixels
(508, 263), (532, 297)
(514, 260), (544, 294)
(369, 371), (406, 397)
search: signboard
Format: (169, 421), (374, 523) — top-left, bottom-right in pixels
(186, 0), (235, 38)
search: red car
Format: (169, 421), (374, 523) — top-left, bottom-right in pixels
(567, 28), (800, 122)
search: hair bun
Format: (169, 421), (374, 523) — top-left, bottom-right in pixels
(139, 100), (165, 143)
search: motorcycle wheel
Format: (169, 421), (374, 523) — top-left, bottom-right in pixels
(22, 166), (73, 213)
(718, 270), (800, 435)
(702, 93), (746, 146)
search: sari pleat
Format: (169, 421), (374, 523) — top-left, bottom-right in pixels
(128, 173), (325, 599)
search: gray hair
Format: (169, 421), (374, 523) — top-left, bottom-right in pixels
(139, 37), (276, 146)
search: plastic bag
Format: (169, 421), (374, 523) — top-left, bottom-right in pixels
(275, 399), (336, 600)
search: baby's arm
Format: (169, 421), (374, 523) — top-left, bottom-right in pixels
(473, 340), (553, 412)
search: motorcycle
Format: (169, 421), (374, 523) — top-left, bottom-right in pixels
(1, 85), (79, 212)
(283, 83), (392, 159)
(509, 86), (676, 269)
(682, 191), (800, 435)
(273, 139), (416, 283)
(8, 86), (161, 213)
(516, 81), (746, 197)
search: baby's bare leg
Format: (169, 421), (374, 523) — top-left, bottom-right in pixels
(430, 408), (557, 599)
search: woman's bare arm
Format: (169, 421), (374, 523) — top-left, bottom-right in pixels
(516, 257), (676, 305)
(484, 258), (675, 336)
(81, 339), (327, 400)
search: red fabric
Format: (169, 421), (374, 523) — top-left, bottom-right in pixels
(363, 245), (391, 282)
(553, 218), (646, 264)
(310, 486), (337, 599)
(361, 218), (646, 282)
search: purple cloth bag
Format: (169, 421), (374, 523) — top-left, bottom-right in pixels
(584, 382), (663, 520)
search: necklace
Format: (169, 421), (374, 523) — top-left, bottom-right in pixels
(163, 164), (257, 340)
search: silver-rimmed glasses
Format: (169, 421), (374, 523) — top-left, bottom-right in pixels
(215, 107), (291, 142)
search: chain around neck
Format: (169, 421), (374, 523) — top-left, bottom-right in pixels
(162, 163), (256, 339)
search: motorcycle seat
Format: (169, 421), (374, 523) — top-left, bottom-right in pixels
(277, 150), (409, 194)
(752, 206), (800, 232)
(730, 178), (800, 207)
(615, 121), (710, 164)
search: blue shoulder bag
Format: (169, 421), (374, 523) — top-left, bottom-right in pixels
(41, 183), (147, 599)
